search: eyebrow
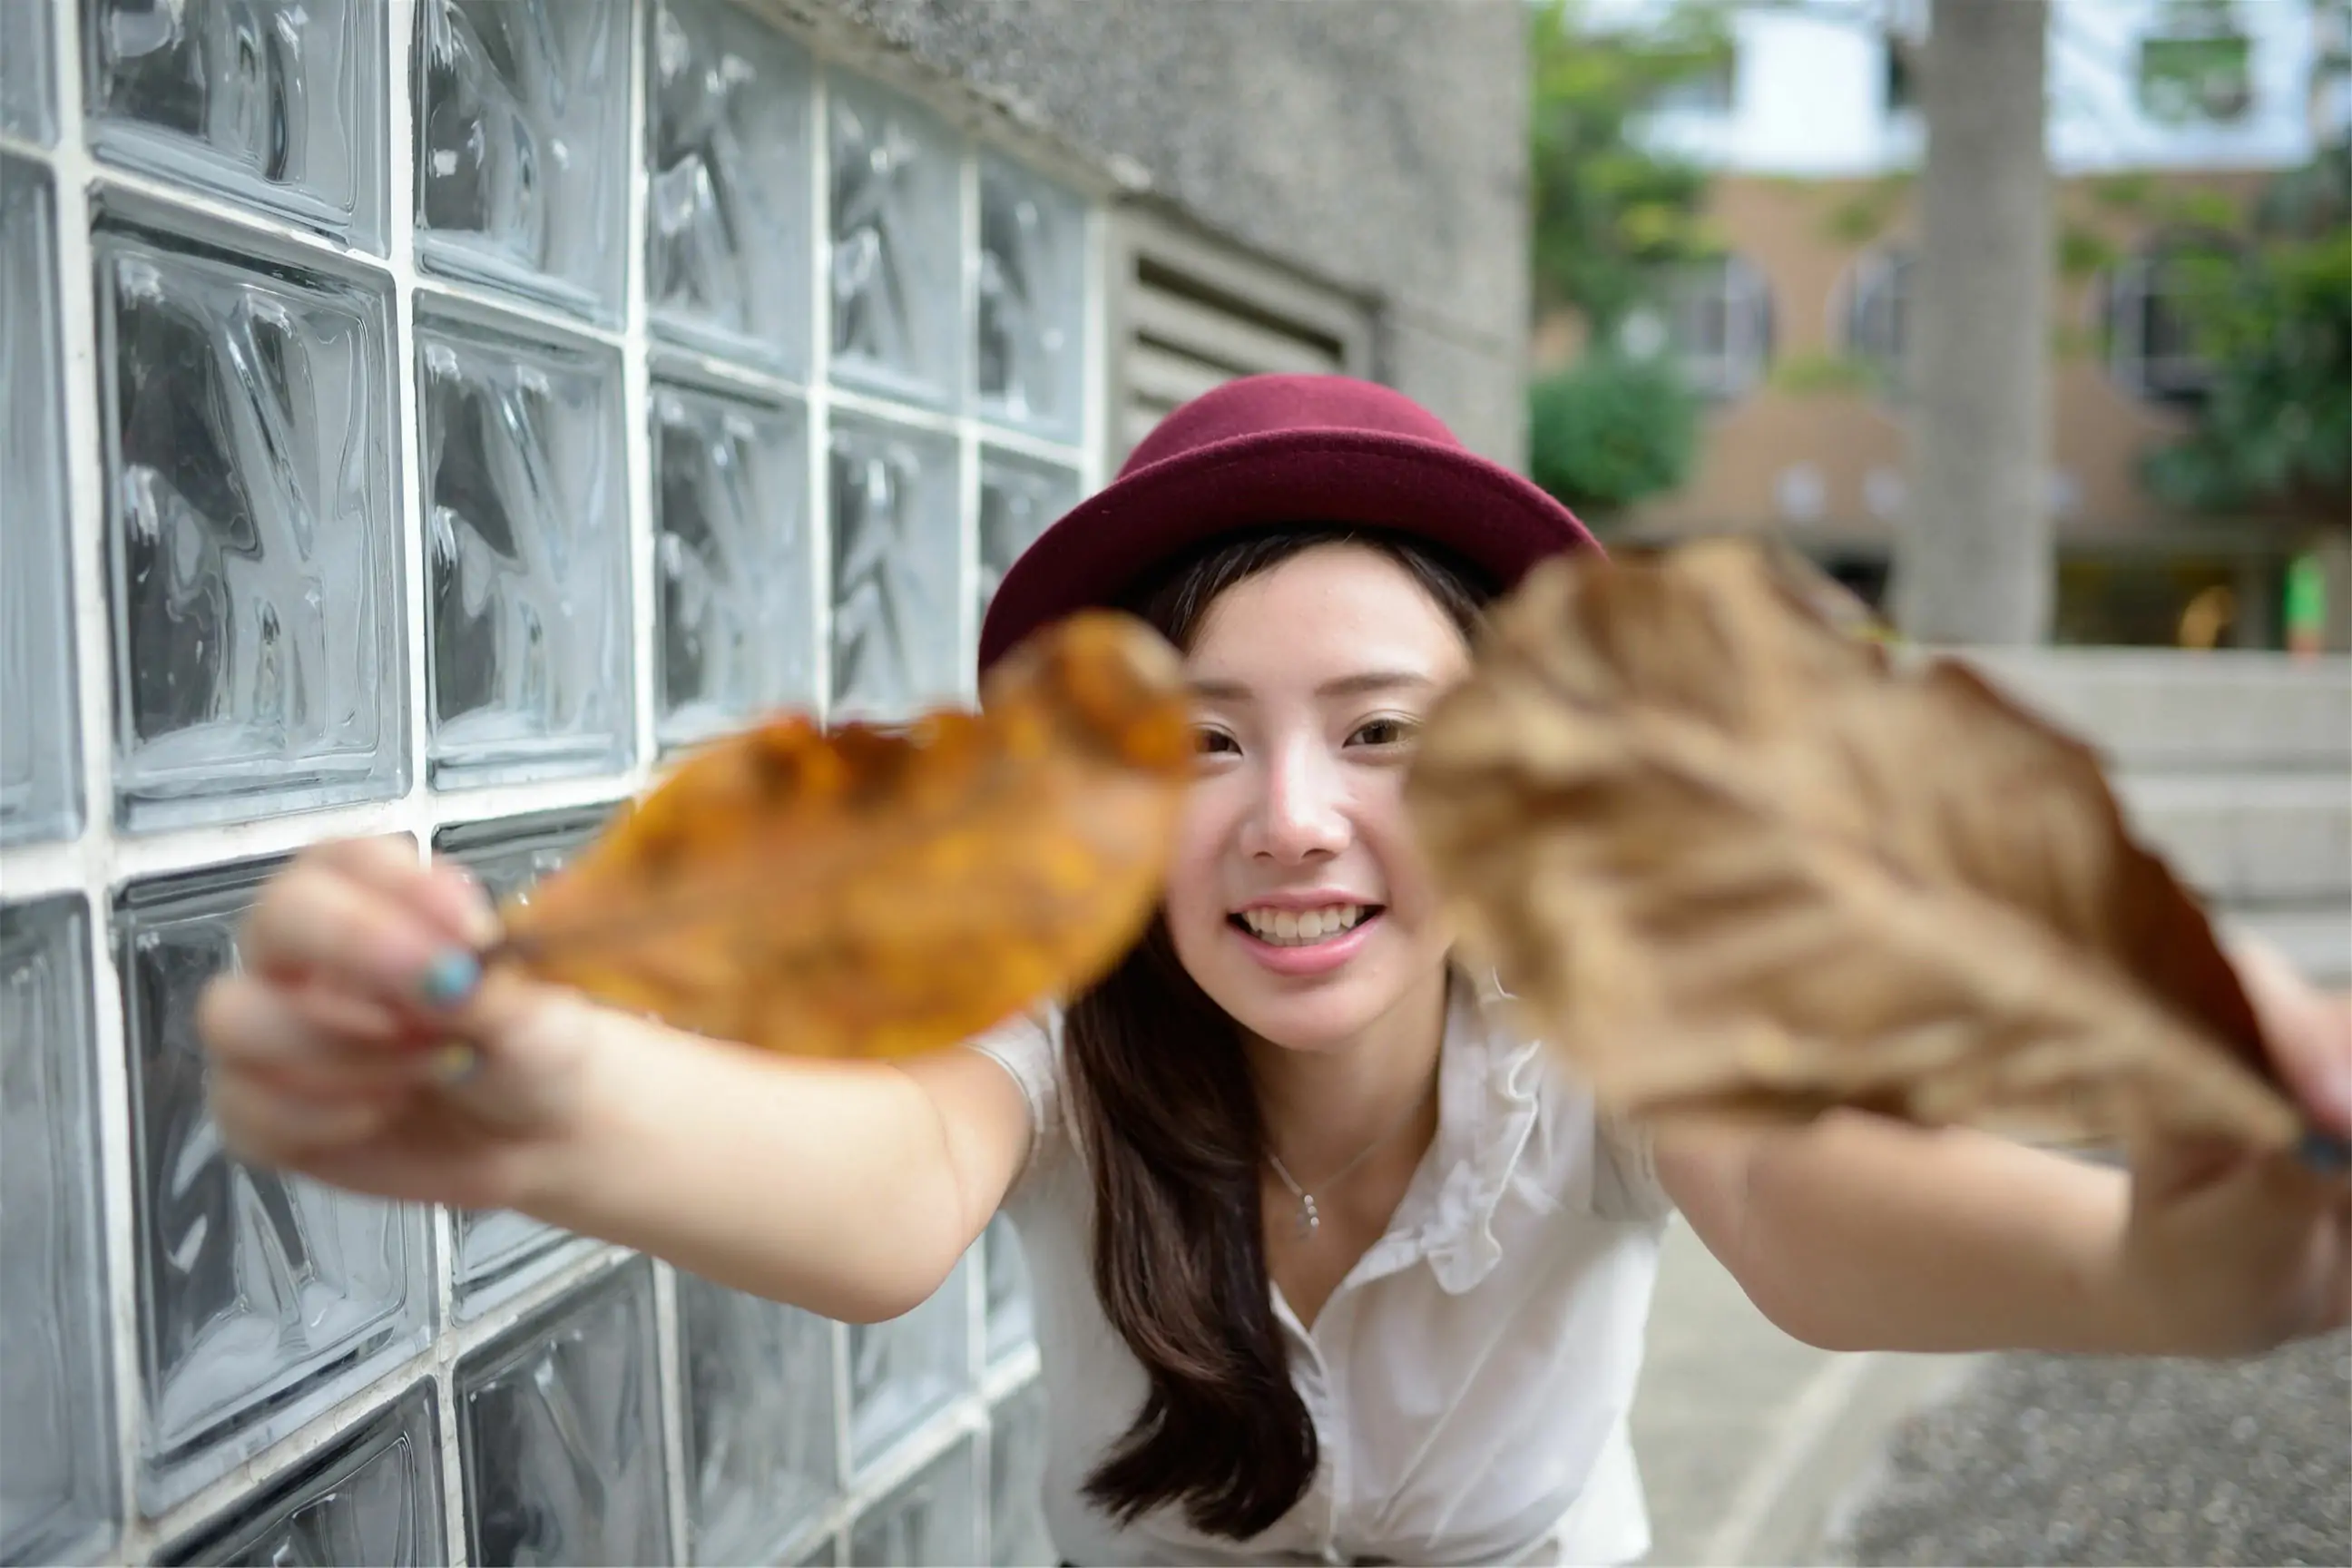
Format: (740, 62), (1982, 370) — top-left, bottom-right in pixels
(1188, 671), (1436, 702)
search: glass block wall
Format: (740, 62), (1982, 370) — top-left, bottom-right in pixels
(0, 0), (1097, 1562)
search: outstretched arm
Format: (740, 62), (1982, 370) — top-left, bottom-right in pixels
(516, 1015), (1031, 1321)
(1655, 947), (2351, 1358)
(201, 837), (1034, 1326)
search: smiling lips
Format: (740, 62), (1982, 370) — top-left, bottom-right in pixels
(1239, 904), (1369, 946)
(1229, 900), (1385, 976)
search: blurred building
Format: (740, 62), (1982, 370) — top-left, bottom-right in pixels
(0, 3), (1524, 1565)
(1555, 0), (2347, 648)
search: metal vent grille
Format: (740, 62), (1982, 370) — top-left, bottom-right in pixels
(1110, 211), (1371, 458)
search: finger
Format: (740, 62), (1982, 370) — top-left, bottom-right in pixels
(310, 838), (503, 953)
(199, 977), (446, 1097)
(284, 980), (429, 1046)
(2229, 937), (2352, 1134)
(209, 1070), (397, 1165)
(241, 862), (486, 1014)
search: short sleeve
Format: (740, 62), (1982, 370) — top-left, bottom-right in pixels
(963, 1008), (1063, 1191)
(1592, 1109), (1675, 1224)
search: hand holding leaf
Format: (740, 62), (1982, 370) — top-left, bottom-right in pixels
(1406, 540), (2310, 1156)
(495, 612), (1193, 1058)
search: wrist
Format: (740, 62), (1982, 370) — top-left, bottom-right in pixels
(487, 991), (643, 1221)
(2084, 1210), (2186, 1357)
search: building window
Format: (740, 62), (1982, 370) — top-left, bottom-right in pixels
(1883, 40), (1919, 118)
(1647, 52), (1738, 117)
(1, 0), (1087, 1561)
(1842, 247), (1915, 399)
(1625, 254), (1775, 401)
(2135, 0), (2255, 125)
(2102, 235), (2234, 405)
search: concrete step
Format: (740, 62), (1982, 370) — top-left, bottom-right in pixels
(2114, 774), (2352, 906)
(2217, 905), (2352, 987)
(1957, 648), (2352, 777)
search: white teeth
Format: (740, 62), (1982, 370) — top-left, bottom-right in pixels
(1240, 905), (1365, 946)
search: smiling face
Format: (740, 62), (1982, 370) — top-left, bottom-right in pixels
(1162, 542), (1475, 1054)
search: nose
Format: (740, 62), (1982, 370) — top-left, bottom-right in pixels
(1245, 738), (1350, 863)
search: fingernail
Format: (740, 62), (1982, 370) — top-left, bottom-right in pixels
(2295, 1127), (2352, 1175)
(449, 867), (504, 948)
(417, 949), (481, 1009)
(429, 1041), (481, 1087)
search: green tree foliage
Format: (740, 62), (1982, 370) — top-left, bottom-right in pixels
(2141, 142), (2352, 514)
(1526, 0), (1728, 515)
(1528, 354), (1700, 515)
(1529, 0), (1729, 329)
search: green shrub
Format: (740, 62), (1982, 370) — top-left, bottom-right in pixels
(1526, 354), (1700, 518)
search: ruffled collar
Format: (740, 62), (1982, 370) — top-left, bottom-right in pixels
(1348, 970), (1546, 1295)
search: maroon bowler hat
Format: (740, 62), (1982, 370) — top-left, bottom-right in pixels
(976, 374), (1600, 671)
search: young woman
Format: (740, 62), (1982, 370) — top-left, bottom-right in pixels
(199, 376), (2349, 1566)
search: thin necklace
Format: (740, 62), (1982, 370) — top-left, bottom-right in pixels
(1264, 1074), (1436, 1240)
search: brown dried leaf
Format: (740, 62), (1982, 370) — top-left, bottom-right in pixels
(1405, 540), (2300, 1152)
(495, 612), (1192, 1057)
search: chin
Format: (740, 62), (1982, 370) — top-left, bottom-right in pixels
(1219, 993), (1383, 1054)
(1183, 940), (1426, 1054)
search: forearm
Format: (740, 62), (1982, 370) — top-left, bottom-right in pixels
(511, 1010), (988, 1322)
(1664, 1111), (2163, 1356)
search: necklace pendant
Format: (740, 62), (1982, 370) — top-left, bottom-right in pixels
(1297, 1193), (1319, 1238)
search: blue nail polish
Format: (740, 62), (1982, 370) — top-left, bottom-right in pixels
(417, 950), (481, 1009)
(2295, 1128), (2352, 1175)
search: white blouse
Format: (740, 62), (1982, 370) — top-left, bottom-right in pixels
(969, 976), (1673, 1566)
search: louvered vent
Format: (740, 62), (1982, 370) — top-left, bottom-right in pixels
(1111, 212), (1372, 459)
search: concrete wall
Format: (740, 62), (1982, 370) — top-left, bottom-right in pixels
(824, 0), (1534, 465)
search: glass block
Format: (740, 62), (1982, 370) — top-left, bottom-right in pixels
(982, 1215), (1034, 1367)
(678, 1272), (838, 1565)
(988, 1381), (1052, 1567)
(418, 302), (632, 788)
(457, 1261), (671, 1568)
(0, 0), (54, 142)
(86, 0), (387, 249)
(647, 0), (812, 371)
(977, 451), (1079, 628)
(433, 808), (612, 1308)
(94, 196), (406, 833)
(977, 160), (1084, 440)
(654, 376), (817, 749)
(848, 1437), (979, 1568)
(0, 897), (117, 1566)
(2, 157), (83, 848)
(416, 0), (630, 321)
(158, 1382), (445, 1566)
(794, 1535), (839, 1567)
(849, 1259), (972, 1471)
(117, 858), (434, 1513)
(827, 412), (960, 720)
(828, 73), (963, 407)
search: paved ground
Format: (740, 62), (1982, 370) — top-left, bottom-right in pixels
(1627, 1219), (2352, 1567)
(1825, 1335), (2352, 1567)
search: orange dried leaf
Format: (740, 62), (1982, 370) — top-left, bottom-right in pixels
(495, 612), (1192, 1057)
(1405, 540), (2300, 1152)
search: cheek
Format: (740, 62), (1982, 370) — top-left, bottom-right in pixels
(1357, 781), (1438, 917)
(1160, 785), (1236, 941)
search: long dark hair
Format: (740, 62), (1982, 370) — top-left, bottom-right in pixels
(1065, 526), (1490, 1539)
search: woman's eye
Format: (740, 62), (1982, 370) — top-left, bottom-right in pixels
(1349, 717), (1417, 749)
(1192, 727), (1240, 757)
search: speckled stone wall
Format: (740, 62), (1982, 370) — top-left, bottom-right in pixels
(824, 0), (1534, 466)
